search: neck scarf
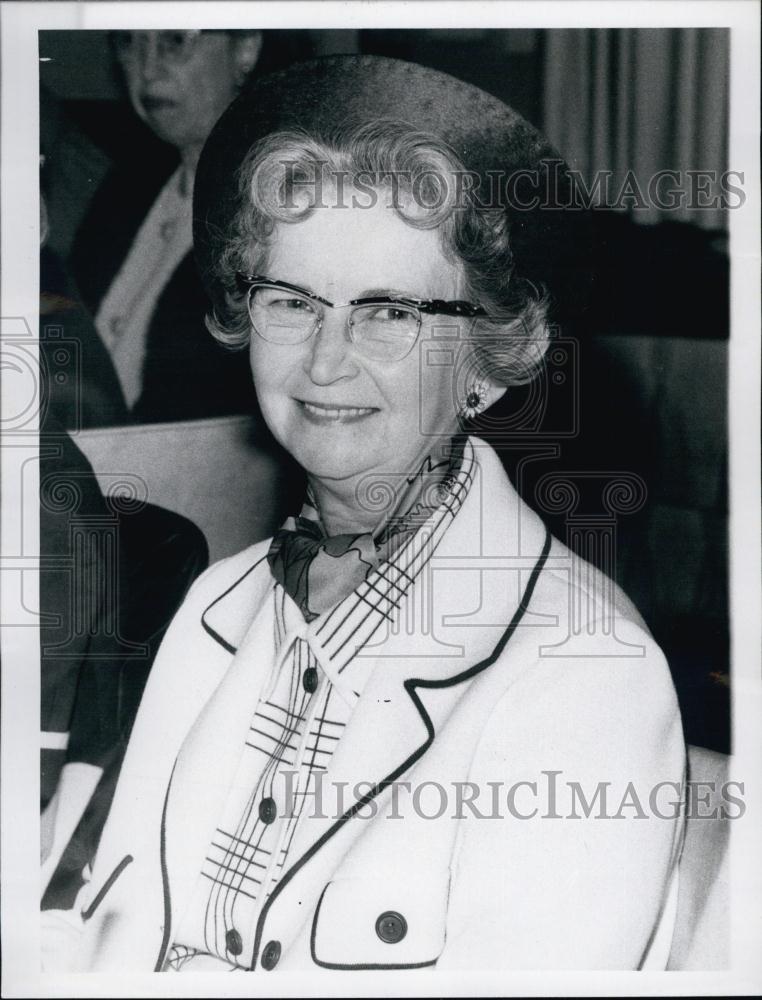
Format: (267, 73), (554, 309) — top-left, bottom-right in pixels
(267, 438), (465, 621)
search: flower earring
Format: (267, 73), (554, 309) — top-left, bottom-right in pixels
(459, 381), (488, 420)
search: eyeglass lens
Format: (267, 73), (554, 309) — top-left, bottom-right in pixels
(248, 285), (421, 362)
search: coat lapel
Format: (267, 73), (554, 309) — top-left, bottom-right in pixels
(155, 438), (551, 969)
(299, 439), (549, 824)
(199, 548), (271, 653)
(159, 551), (276, 954)
(245, 439), (552, 966)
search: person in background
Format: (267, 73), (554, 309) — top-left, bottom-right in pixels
(69, 29), (311, 423)
(39, 187), (209, 909)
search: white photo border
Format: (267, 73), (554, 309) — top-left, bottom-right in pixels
(1, 1), (760, 996)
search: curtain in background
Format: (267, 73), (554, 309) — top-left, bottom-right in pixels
(542, 29), (729, 230)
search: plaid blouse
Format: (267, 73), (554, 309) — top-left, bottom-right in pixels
(166, 441), (475, 971)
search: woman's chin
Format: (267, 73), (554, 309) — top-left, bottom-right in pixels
(290, 438), (393, 486)
(295, 450), (374, 485)
(283, 418), (382, 481)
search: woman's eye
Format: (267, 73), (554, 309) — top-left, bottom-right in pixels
(266, 296), (311, 312)
(370, 306), (412, 324)
(162, 31), (190, 51)
(114, 31), (135, 51)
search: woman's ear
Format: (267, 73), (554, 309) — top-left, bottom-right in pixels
(232, 31), (263, 87)
(457, 372), (507, 422)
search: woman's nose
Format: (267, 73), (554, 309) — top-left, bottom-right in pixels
(138, 34), (165, 82)
(303, 310), (359, 384)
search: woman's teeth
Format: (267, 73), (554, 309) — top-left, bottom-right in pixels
(303, 402), (375, 419)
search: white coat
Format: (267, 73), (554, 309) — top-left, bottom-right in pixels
(43, 438), (685, 972)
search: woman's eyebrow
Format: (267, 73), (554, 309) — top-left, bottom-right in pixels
(352, 286), (430, 300)
(269, 278), (325, 300)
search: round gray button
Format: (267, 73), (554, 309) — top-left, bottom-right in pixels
(259, 796), (277, 824)
(225, 928), (242, 956)
(375, 910), (407, 944)
(261, 939), (281, 970)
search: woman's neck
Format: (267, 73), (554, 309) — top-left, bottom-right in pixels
(306, 476), (380, 536)
(306, 437), (462, 538)
(178, 145), (202, 196)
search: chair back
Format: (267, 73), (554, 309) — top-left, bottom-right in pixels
(668, 743), (730, 969)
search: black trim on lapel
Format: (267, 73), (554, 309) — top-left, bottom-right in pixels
(154, 761), (178, 972)
(153, 553), (269, 969)
(248, 527), (552, 970)
(80, 855), (133, 921)
(200, 555), (268, 654)
(309, 884), (438, 970)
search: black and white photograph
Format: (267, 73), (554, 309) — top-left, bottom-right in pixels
(1, 1), (760, 995)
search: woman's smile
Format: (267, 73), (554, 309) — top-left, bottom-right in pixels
(249, 196), (467, 486)
(299, 400), (379, 424)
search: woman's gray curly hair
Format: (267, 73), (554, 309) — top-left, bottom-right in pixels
(205, 120), (551, 386)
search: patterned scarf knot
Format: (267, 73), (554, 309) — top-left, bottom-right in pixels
(267, 438), (465, 621)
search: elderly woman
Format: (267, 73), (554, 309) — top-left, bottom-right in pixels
(69, 29), (309, 422)
(44, 56), (685, 973)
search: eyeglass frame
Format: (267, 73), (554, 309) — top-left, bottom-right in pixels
(236, 272), (487, 360)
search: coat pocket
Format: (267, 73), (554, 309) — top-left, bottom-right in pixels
(310, 867), (450, 969)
